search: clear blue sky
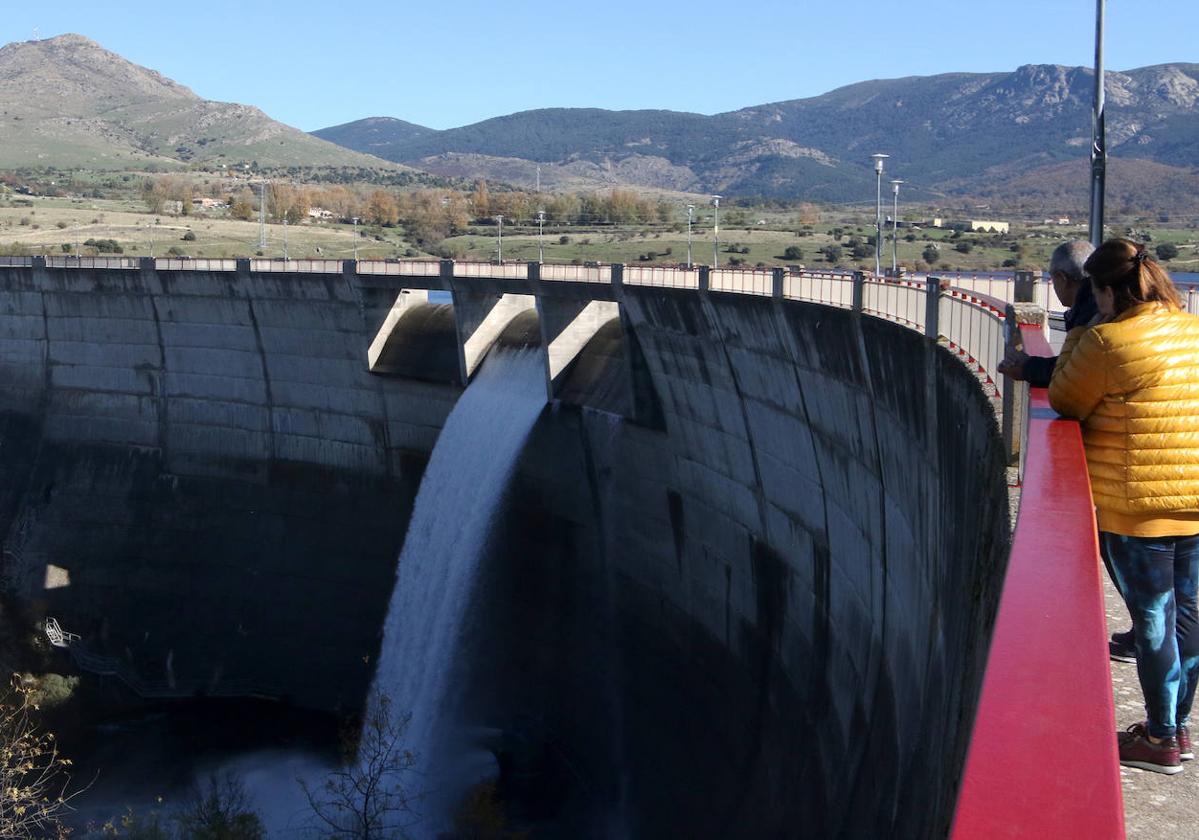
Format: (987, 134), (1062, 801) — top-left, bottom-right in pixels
(2, 1), (1194, 131)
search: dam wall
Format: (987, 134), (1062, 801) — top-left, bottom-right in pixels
(0, 260), (1013, 835)
(467, 288), (1011, 836)
(0, 262), (461, 708)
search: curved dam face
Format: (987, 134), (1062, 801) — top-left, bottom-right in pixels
(0, 264), (461, 708)
(0, 265), (1011, 836)
(464, 288), (1011, 837)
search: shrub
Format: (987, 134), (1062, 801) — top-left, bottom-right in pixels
(83, 238), (123, 254)
(954, 241), (973, 253)
(1156, 243), (1180, 260)
(558, 235), (570, 245)
(181, 231), (196, 241)
(922, 245), (940, 265)
(783, 245), (803, 261)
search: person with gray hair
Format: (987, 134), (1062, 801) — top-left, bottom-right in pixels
(999, 238), (1136, 663)
(998, 239), (1095, 387)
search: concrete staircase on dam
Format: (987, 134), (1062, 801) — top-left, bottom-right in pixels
(0, 255), (1124, 837)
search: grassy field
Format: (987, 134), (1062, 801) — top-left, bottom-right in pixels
(0, 195), (406, 260)
(2, 194), (1196, 274)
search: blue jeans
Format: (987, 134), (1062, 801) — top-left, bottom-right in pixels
(1102, 532), (1199, 739)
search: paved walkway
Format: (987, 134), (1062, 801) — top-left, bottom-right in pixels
(1103, 572), (1199, 836)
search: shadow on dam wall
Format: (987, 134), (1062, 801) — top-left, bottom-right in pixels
(0, 266), (464, 710)
(0, 266), (1011, 836)
(463, 288), (1011, 837)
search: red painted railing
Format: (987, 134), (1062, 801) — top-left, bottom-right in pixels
(951, 324), (1124, 839)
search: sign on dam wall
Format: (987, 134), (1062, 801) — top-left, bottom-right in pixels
(0, 260), (1011, 835)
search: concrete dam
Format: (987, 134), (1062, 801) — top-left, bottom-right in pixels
(0, 257), (1012, 837)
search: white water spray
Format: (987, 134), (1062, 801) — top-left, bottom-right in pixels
(369, 345), (547, 831)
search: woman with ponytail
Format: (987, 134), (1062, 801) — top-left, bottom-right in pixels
(1050, 238), (1199, 774)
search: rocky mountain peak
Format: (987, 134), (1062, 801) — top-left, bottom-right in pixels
(0, 33), (198, 116)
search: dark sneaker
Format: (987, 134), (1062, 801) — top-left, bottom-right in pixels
(1110, 629), (1136, 664)
(1179, 725), (1194, 762)
(1119, 723), (1183, 775)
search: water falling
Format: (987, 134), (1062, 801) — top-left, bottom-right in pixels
(369, 344), (547, 832)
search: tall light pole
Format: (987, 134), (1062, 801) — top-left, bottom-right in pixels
(352, 217), (359, 261)
(1089, 0), (1106, 248)
(711, 195), (722, 268)
(258, 181), (268, 250)
(871, 154), (889, 277)
(283, 217), (288, 261)
(495, 215), (504, 263)
(537, 210), (545, 263)
(890, 179), (904, 275)
(686, 204), (695, 268)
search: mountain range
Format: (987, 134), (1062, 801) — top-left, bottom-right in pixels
(314, 63), (1199, 210)
(1, 34), (1197, 212)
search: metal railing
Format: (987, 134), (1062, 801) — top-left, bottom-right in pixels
(708, 268), (773, 296)
(356, 259), (442, 277)
(863, 277), (928, 332)
(45, 255), (139, 270)
(782, 270), (855, 308)
(453, 261), (528, 280)
(623, 265), (699, 289)
(540, 263), (611, 284)
(250, 258), (343, 273)
(940, 287), (1007, 402)
(155, 258), (237, 272)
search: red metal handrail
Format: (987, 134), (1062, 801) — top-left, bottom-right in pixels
(950, 324), (1124, 839)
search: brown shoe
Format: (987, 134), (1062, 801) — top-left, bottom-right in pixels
(1179, 725), (1194, 762)
(1119, 723), (1183, 775)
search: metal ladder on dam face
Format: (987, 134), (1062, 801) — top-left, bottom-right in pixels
(42, 618), (278, 700)
(43, 617), (79, 648)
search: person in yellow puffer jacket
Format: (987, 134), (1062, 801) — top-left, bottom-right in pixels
(1050, 238), (1199, 776)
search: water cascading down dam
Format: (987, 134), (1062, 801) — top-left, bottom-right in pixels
(0, 258), (1012, 837)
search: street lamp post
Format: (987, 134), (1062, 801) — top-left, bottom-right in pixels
(871, 154), (889, 277)
(686, 204), (695, 268)
(890, 180), (904, 275)
(712, 195), (722, 268)
(496, 215), (504, 263)
(537, 210), (545, 263)
(352, 217), (359, 261)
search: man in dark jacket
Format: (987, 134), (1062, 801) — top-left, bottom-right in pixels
(998, 240), (1095, 387)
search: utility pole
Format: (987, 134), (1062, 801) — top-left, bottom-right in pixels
(686, 204), (695, 268)
(352, 217), (359, 261)
(871, 154), (889, 278)
(711, 195), (722, 268)
(890, 180), (904, 275)
(537, 210), (545, 263)
(258, 181), (267, 250)
(1089, 0), (1106, 248)
(496, 215), (503, 263)
(283, 217), (288, 261)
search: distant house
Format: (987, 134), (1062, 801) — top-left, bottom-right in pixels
(942, 219), (1010, 234)
(967, 220), (1009, 234)
(192, 197), (226, 210)
(308, 207), (335, 221)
